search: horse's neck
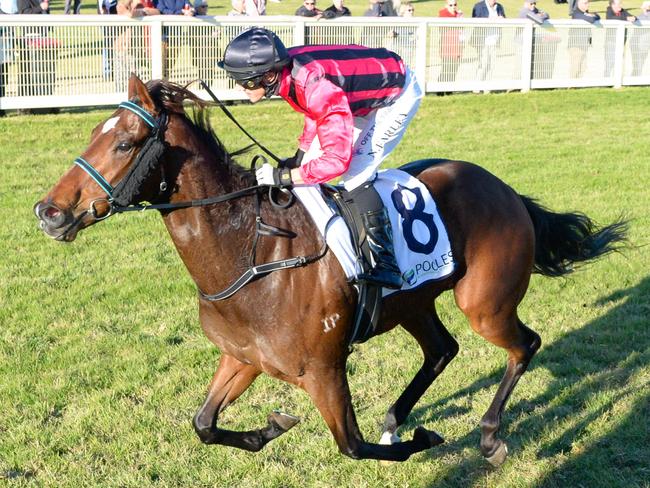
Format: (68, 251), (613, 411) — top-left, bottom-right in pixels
(160, 131), (256, 293)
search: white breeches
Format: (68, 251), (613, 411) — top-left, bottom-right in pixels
(302, 67), (423, 191)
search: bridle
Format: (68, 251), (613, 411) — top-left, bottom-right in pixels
(73, 100), (172, 219)
(68, 97), (327, 301)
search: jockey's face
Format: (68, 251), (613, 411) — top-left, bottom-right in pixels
(238, 84), (266, 103)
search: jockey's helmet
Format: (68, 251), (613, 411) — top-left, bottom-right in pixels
(218, 28), (290, 83)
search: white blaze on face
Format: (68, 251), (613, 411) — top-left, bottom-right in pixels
(102, 116), (120, 134)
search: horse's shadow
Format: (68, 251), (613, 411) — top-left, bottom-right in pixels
(402, 276), (650, 487)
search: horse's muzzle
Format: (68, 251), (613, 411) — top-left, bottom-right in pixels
(33, 201), (82, 242)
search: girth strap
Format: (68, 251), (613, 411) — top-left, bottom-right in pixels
(199, 256), (309, 301)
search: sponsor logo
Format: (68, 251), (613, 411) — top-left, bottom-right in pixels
(403, 251), (454, 287)
(403, 268), (417, 285)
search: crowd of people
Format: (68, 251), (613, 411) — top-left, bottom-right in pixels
(1, 0), (650, 114)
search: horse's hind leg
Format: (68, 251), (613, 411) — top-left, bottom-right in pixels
(476, 318), (540, 466)
(303, 365), (444, 462)
(193, 353), (300, 452)
(458, 281), (541, 466)
(381, 309), (459, 443)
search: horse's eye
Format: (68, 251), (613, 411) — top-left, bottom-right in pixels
(117, 141), (133, 152)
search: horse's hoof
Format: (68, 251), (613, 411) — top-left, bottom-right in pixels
(485, 440), (508, 467)
(413, 426), (445, 448)
(269, 411), (300, 432)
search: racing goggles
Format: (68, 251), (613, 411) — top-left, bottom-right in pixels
(236, 75), (265, 90)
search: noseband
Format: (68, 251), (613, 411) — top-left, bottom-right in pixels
(74, 100), (169, 218)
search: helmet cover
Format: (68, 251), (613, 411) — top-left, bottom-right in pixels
(218, 28), (290, 81)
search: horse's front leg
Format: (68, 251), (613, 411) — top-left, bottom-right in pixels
(193, 353), (300, 452)
(303, 366), (444, 462)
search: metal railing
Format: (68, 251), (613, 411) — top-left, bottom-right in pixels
(0, 15), (649, 110)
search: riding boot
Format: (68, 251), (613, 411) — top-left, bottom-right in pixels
(349, 183), (403, 290)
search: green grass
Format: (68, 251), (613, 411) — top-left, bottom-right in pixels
(1, 88), (649, 487)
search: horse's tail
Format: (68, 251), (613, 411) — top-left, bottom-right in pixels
(519, 195), (628, 277)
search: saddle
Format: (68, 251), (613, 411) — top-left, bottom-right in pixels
(321, 184), (384, 345)
(321, 159), (445, 345)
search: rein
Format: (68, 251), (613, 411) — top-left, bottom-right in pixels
(72, 98), (327, 301)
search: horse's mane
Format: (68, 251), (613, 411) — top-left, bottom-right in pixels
(145, 79), (255, 187)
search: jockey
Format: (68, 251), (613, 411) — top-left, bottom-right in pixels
(218, 27), (423, 289)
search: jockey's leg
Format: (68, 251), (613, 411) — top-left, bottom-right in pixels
(338, 69), (423, 290)
(347, 182), (402, 289)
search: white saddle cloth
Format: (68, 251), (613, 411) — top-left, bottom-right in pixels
(293, 169), (455, 296)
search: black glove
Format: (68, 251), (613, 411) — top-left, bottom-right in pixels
(281, 149), (305, 169)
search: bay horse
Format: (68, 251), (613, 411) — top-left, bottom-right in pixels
(34, 76), (627, 464)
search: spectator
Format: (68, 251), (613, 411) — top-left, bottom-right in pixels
(398, 1), (413, 16)
(607, 0), (636, 20)
(363, 0), (397, 50)
(438, 0), (464, 85)
(117, 0), (158, 16)
(189, 0), (219, 85)
(0, 0), (17, 117)
(229, 0), (244, 14)
(157, 0), (195, 78)
(19, 0), (48, 14)
(157, 0), (194, 15)
(364, 0), (396, 17)
(518, 0), (548, 23)
(229, 0), (265, 15)
(18, 0), (60, 112)
(471, 0), (505, 90)
(98, 0), (117, 80)
(98, 0), (116, 13)
(605, 0), (636, 76)
(569, 0), (599, 78)
(322, 0), (349, 18)
(114, 0), (159, 90)
(517, 0), (558, 79)
(64, 0), (81, 14)
(193, 0), (207, 14)
(631, 1), (650, 76)
(295, 0), (322, 17)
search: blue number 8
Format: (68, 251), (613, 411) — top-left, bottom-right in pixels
(390, 185), (438, 254)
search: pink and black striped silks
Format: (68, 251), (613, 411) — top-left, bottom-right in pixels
(277, 45), (407, 184)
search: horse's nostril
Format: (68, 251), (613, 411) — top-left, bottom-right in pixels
(44, 206), (60, 220)
(37, 202), (66, 227)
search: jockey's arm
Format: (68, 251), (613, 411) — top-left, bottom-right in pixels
(293, 78), (354, 185)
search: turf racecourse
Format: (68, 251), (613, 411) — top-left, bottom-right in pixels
(1, 88), (649, 487)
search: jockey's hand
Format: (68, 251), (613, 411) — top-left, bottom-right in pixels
(255, 163), (293, 188)
(281, 149), (305, 169)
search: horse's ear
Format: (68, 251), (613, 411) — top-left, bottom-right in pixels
(127, 73), (156, 113)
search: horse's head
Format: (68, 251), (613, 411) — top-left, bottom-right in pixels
(34, 75), (175, 242)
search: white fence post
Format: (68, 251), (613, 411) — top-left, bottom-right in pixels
(415, 20), (428, 91)
(150, 18), (164, 80)
(613, 23), (626, 88)
(294, 20), (305, 47)
(520, 22), (534, 93)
